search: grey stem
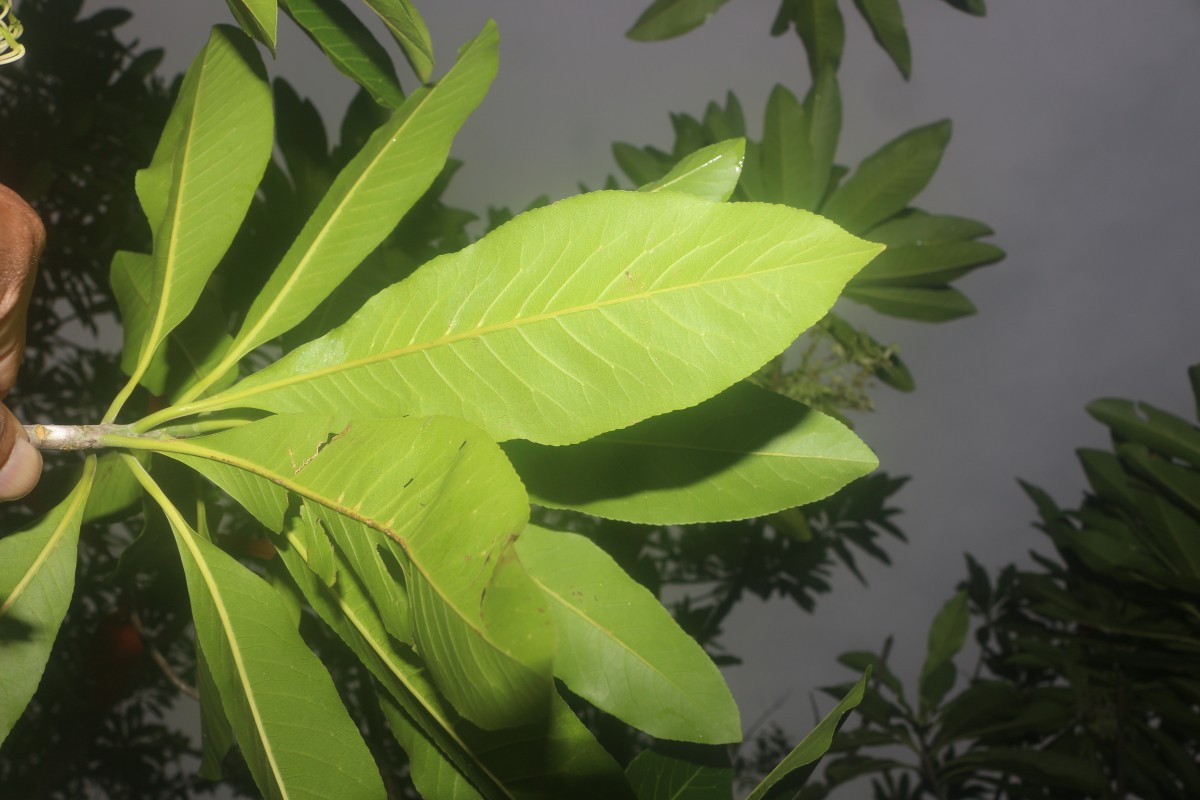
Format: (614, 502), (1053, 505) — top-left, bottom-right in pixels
(23, 423), (133, 451)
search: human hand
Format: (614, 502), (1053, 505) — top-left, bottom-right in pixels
(0, 183), (44, 500)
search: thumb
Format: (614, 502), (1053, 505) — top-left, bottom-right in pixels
(0, 404), (41, 501)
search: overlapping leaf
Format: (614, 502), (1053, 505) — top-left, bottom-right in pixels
(363, 0), (435, 82)
(626, 749), (733, 800)
(504, 382), (876, 524)
(517, 525), (740, 743)
(181, 22), (498, 404)
(639, 138), (745, 202)
(224, 0), (278, 52)
(0, 457), (95, 745)
(183, 191), (880, 445)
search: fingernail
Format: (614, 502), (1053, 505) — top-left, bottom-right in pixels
(0, 437), (42, 501)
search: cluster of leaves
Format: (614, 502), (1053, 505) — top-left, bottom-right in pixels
(805, 366), (1200, 799)
(0, 1), (903, 796)
(626, 0), (987, 80)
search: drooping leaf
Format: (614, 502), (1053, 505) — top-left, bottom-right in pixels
(773, 0), (845, 78)
(745, 669), (870, 799)
(866, 210), (993, 246)
(190, 192), (881, 446)
(122, 26), (272, 402)
(0, 457), (95, 746)
(939, 0), (987, 16)
(639, 139), (745, 202)
(918, 590), (969, 712)
(853, 0), (912, 78)
(224, 0), (278, 52)
(845, 284), (975, 322)
(148, 414), (550, 730)
(853, 240), (1004, 286)
(1088, 399), (1200, 468)
(380, 689), (484, 800)
(516, 525), (740, 743)
(185, 22), (497, 402)
(124, 456), (385, 800)
(626, 747), (733, 799)
(503, 382), (876, 524)
(363, 0), (435, 82)
(282, 0), (405, 109)
(627, 0), (732, 41)
(822, 120), (952, 234)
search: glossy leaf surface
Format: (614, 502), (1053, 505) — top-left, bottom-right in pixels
(504, 382), (876, 524)
(0, 457), (94, 745)
(282, 0), (405, 108)
(640, 138), (745, 202)
(517, 525), (740, 743)
(198, 191), (881, 445)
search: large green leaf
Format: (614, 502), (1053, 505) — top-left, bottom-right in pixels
(380, 689), (484, 800)
(123, 457), (384, 799)
(183, 192), (881, 445)
(139, 414), (550, 730)
(745, 670), (870, 800)
(822, 120), (952, 234)
(503, 382), (876, 524)
(626, 748), (733, 800)
(117, 26), (272, 414)
(845, 284), (975, 322)
(363, 0), (435, 82)
(0, 457), (95, 746)
(627, 0), (732, 41)
(224, 0), (278, 52)
(182, 22), (497, 404)
(639, 139), (745, 202)
(918, 590), (969, 713)
(282, 0), (405, 109)
(517, 525), (740, 743)
(853, 0), (911, 78)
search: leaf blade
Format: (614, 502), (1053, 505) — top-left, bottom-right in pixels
(639, 138), (746, 202)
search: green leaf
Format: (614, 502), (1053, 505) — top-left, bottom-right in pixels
(627, 0), (732, 41)
(0, 457), (95, 746)
(801, 70), (841, 211)
(639, 139), (746, 202)
(504, 382), (876, 524)
(866, 211), (993, 245)
(517, 525), (740, 743)
(938, 0), (987, 16)
(822, 120), (952, 234)
(150, 414), (549, 730)
(918, 590), (969, 713)
(281, 0), (405, 109)
(845, 284), (976, 322)
(626, 748), (733, 799)
(852, 240), (1004, 286)
(194, 21), (497, 397)
(224, 0), (278, 52)
(193, 192), (881, 445)
(121, 27), (272, 408)
(82, 452), (143, 523)
(196, 644), (234, 780)
(363, 0), (435, 82)
(128, 459), (385, 800)
(853, 0), (911, 78)
(762, 85), (807, 210)
(773, 0), (845, 78)
(379, 689), (484, 800)
(613, 142), (673, 186)
(745, 669), (870, 800)
(1088, 399), (1200, 468)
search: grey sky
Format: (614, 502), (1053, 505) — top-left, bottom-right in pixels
(81, 0), (1200, 748)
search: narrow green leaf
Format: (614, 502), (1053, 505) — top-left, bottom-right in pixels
(613, 142), (673, 186)
(517, 525), (740, 743)
(762, 84), (808, 210)
(853, 240), (1004, 286)
(627, 0), (732, 41)
(196, 644), (234, 780)
(938, 0), (987, 16)
(822, 120), (952, 234)
(362, 0), (435, 82)
(193, 192), (881, 445)
(149, 414), (549, 730)
(1122, 444), (1200, 520)
(1088, 399), (1200, 468)
(282, 0), (405, 109)
(126, 457), (385, 799)
(117, 26), (272, 414)
(199, 21), (496, 393)
(853, 0), (911, 78)
(380, 690), (484, 800)
(0, 457), (95, 746)
(745, 669), (870, 799)
(845, 284), (975, 322)
(774, 0), (844, 78)
(866, 210), (993, 245)
(640, 139), (746, 202)
(918, 590), (969, 712)
(224, 0), (278, 52)
(800, 69), (841, 211)
(626, 748), (733, 799)
(504, 382), (877, 525)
